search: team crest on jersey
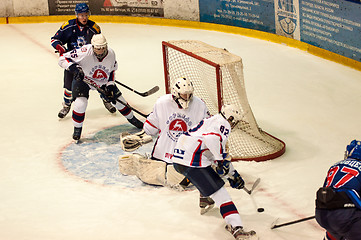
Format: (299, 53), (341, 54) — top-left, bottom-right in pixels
(166, 113), (193, 142)
(90, 65), (110, 80)
(77, 36), (86, 48)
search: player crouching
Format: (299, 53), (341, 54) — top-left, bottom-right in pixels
(172, 104), (258, 240)
(58, 34), (143, 141)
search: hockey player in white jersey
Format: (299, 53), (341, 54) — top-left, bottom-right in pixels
(58, 33), (143, 140)
(173, 104), (258, 240)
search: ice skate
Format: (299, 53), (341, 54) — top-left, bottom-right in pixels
(102, 99), (116, 113)
(128, 116), (143, 129)
(58, 102), (71, 118)
(200, 195), (215, 215)
(225, 225), (258, 240)
(73, 127), (82, 141)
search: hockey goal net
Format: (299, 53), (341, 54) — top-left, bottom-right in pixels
(162, 40), (285, 162)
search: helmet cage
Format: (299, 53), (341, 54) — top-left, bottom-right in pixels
(91, 34), (108, 59)
(171, 77), (194, 109)
(221, 104), (242, 129)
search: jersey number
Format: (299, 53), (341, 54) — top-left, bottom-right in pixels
(220, 125), (229, 137)
(325, 166), (359, 188)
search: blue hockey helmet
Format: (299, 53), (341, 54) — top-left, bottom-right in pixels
(75, 3), (90, 14)
(345, 140), (361, 160)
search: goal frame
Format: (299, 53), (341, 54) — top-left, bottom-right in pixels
(162, 41), (286, 162)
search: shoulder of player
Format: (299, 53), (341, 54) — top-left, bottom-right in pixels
(60, 19), (77, 30)
(87, 20), (101, 33)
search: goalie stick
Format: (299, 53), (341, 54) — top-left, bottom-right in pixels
(115, 80), (159, 97)
(271, 216), (315, 229)
(82, 78), (149, 118)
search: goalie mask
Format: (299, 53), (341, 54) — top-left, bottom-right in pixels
(345, 140), (361, 160)
(91, 34), (108, 60)
(171, 77), (194, 109)
(221, 104), (242, 129)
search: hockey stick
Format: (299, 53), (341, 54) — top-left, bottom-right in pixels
(243, 178), (261, 195)
(82, 78), (149, 118)
(115, 80), (159, 97)
(271, 216), (315, 229)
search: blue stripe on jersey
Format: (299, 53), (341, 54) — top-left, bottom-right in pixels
(344, 189), (361, 209)
(190, 141), (203, 167)
(189, 120), (204, 132)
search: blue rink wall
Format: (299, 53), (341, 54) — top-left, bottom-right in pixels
(0, 0), (360, 71)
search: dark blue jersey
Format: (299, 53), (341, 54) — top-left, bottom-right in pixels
(323, 158), (361, 209)
(51, 18), (101, 51)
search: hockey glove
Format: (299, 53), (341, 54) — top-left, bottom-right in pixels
(216, 160), (231, 177)
(55, 44), (66, 56)
(103, 84), (122, 104)
(69, 64), (84, 82)
(228, 171), (245, 189)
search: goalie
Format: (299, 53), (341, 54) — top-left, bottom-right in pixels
(118, 77), (210, 189)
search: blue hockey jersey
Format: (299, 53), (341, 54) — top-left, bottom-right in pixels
(51, 18), (101, 52)
(323, 158), (361, 209)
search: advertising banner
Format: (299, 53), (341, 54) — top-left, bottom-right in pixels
(199, 0), (276, 33)
(48, 0), (164, 17)
(300, 0), (361, 62)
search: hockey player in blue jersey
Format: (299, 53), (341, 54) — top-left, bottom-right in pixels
(172, 104), (257, 240)
(315, 139), (361, 240)
(51, 3), (116, 118)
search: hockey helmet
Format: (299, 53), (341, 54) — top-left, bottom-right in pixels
(171, 77), (194, 109)
(221, 104), (242, 129)
(91, 34), (108, 59)
(75, 3), (90, 14)
(345, 140), (361, 160)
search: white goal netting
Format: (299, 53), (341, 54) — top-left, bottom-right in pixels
(162, 40), (285, 161)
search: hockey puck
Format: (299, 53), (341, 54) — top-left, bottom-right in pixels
(257, 208), (264, 212)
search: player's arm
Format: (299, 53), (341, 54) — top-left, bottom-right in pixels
(143, 104), (160, 136)
(51, 21), (72, 55)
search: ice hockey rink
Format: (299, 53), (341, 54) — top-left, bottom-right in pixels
(1, 21), (361, 240)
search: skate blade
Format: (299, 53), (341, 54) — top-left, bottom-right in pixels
(200, 203), (214, 215)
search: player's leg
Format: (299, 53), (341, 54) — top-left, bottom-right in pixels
(58, 70), (73, 118)
(100, 94), (116, 113)
(71, 80), (90, 140)
(113, 95), (143, 129)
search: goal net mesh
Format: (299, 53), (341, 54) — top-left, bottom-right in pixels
(162, 40), (285, 161)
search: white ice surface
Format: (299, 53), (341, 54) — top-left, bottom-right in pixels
(1, 22), (361, 240)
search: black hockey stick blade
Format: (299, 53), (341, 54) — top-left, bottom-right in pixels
(115, 80), (159, 97)
(243, 178), (261, 195)
(271, 216), (315, 229)
(83, 78), (149, 118)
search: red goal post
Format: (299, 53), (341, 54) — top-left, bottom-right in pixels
(162, 40), (285, 162)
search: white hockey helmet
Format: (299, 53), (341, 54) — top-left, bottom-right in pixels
(221, 104), (242, 129)
(91, 34), (108, 59)
(171, 77), (194, 109)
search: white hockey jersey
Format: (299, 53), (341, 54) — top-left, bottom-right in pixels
(172, 114), (231, 168)
(58, 44), (118, 88)
(143, 94), (209, 163)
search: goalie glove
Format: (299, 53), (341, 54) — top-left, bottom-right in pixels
(120, 130), (152, 152)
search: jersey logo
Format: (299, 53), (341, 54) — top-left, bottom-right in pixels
(92, 69), (108, 80)
(77, 36), (86, 48)
(168, 119), (187, 141)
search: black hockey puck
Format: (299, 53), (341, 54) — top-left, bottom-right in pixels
(257, 208), (264, 212)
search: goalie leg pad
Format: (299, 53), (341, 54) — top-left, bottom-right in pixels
(118, 153), (145, 175)
(136, 158), (167, 186)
